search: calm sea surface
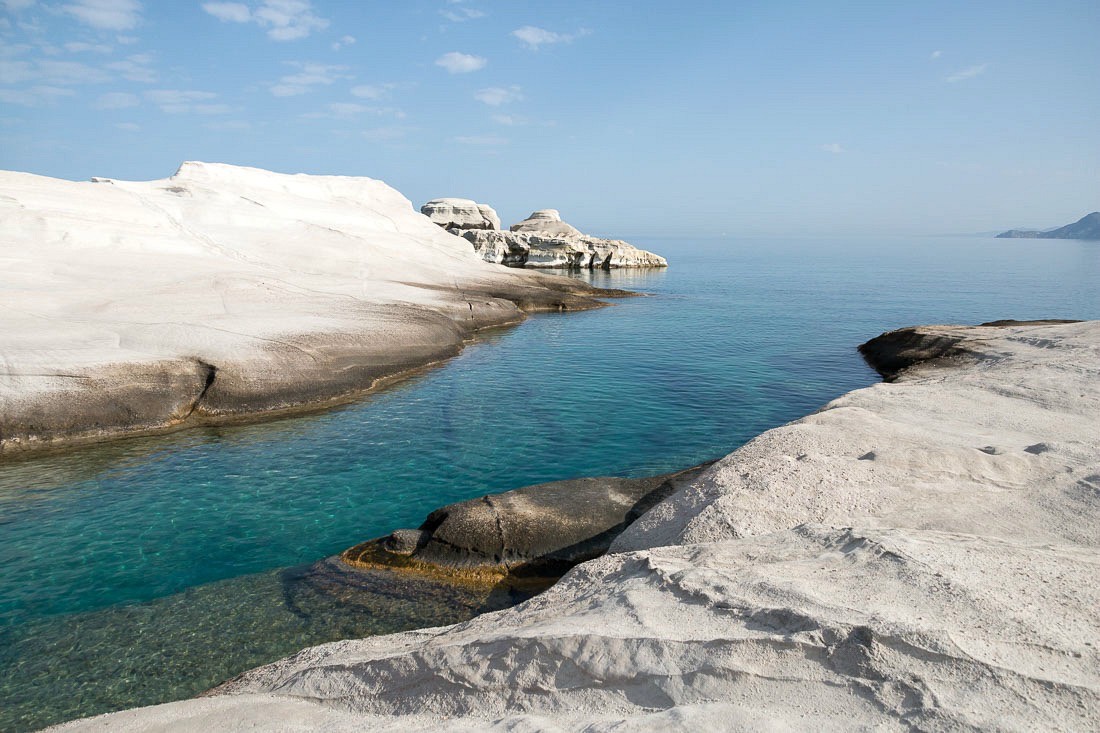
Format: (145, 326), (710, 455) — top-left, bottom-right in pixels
(1, 236), (1097, 730)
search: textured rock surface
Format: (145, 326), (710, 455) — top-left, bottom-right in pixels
(0, 164), (626, 455)
(342, 463), (713, 581)
(55, 320), (1100, 731)
(508, 209), (581, 236)
(420, 198), (501, 231)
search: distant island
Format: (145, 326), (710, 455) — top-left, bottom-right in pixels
(996, 211), (1100, 240)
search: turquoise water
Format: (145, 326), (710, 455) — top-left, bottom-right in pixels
(1, 236), (1097, 730)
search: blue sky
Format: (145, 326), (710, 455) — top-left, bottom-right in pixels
(1, 0), (1097, 236)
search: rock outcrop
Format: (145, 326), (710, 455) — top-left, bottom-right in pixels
(0, 164), (630, 456)
(57, 320), (1100, 731)
(420, 198), (501, 231)
(996, 211), (1100, 240)
(341, 463), (713, 583)
(421, 202), (668, 269)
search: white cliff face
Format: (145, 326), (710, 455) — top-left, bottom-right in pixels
(0, 164), (610, 454)
(420, 198), (501, 231)
(54, 321), (1100, 731)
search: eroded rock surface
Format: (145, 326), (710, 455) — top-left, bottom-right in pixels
(420, 198), (501, 231)
(0, 164), (625, 455)
(56, 320), (1100, 732)
(342, 463), (713, 582)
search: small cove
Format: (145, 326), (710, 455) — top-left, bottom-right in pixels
(1, 236), (1098, 731)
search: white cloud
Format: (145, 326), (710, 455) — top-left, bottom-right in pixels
(2, 58), (111, 85)
(2, 0), (37, 11)
(491, 113), (524, 126)
(269, 61), (348, 96)
(105, 53), (156, 82)
(930, 50), (942, 60)
(201, 1), (328, 40)
(114, 121), (140, 131)
(474, 85), (521, 106)
(820, 143), (845, 154)
(511, 25), (590, 50)
(94, 90), (139, 108)
(440, 3), (484, 22)
(303, 102), (404, 120)
(351, 83), (394, 100)
(201, 2), (250, 22)
(146, 88), (218, 113)
(0, 85), (74, 106)
(435, 51), (485, 74)
(63, 0), (143, 31)
(453, 134), (507, 146)
(331, 34), (355, 50)
(947, 63), (989, 82)
(65, 41), (113, 53)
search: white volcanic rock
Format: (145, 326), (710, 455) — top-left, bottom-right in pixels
(0, 163), (614, 454)
(458, 208), (667, 269)
(509, 209), (581, 236)
(55, 321), (1100, 731)
(420, 198), (501, 231)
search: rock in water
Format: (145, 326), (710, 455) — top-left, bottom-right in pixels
(421, 199), (668, 269)
(341, 463), (713, 583)
(420, 198), (501, 231)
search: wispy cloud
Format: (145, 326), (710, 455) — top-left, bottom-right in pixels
(0, 85), (74, 106)
(114, 121), (140, 131)
(201, 0), (329, 41)
(145, 88), (222, 114)
(269, 61), (349, 96)
(351, 83), (395, 100)
(331, 34), (355, 51)
(435, 51), (486, 74)
(474, 85), (521, 106)
(511, 25), (590, 50)
(930, 50), (942, 60)
(491, 113), (524, 126)
(65, 41), (113, 53)
(453, 134), (508, 146)
(94, 90), (138, 108)
(63, 0), (143, 31)
(947, 62), (989, 82)
(302, 102), (405, 120)
(2, 0), (37, 11)
(440, 1), (484, 23)
(105, 52), (155, 82)
(820, 143), (845, 154)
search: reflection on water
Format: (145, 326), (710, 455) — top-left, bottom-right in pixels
(1, 236), (1097, 731)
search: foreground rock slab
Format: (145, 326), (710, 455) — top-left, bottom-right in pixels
(0, 163), (625, 455)
(53, 321), (1100, 731)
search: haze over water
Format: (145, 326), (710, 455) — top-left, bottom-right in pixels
(1, 235), (1098, 730)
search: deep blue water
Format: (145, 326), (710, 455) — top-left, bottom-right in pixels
(1, 236), (1097, 729)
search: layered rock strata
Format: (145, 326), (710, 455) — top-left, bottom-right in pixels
(420, 201), (668, 269)
(0, 164), (629, 456)
(56, 320), (1100, 731)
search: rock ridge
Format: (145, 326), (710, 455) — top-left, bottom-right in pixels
(0, 164), (630, 456)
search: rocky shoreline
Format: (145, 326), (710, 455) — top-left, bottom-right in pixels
(0, 164), (634, 457)
(53, 319), (1100, 731)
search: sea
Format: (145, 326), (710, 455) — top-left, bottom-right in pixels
(1, 235), (1097, 731)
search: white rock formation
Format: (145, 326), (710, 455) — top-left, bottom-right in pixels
(509, 209), (580, 236)
(458, 209), (668, 269)
(0, 163), (615, 455)
(54, 320), (1100, 731)
(420, 198), (501, 231)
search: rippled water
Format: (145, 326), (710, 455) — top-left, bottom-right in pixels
(1, 236), (1097, 730)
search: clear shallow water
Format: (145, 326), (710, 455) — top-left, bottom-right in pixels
(1, 236), (1097, 730)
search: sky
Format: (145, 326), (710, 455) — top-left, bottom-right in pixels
(1, 0), (1098, 237)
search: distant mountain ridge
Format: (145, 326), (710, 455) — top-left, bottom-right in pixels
(996, 212), (1100, 240)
